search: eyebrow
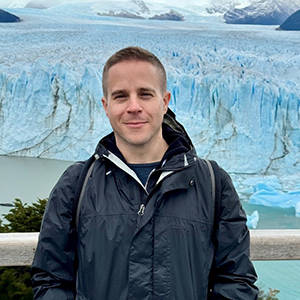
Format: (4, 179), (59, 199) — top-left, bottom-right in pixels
(138, 87), (157, 94)
(111, 89), (127, 97)
(110, 87), (157, 97)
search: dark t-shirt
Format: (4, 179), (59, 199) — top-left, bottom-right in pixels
(128, 162), (160, 186)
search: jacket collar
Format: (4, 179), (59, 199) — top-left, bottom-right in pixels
(94, 108), (196, 170)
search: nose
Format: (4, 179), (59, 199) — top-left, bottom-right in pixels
(127, 95), (142, 113)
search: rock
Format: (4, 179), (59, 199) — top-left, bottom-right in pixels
(278, 9), (300, 30)
(0, 9), (20, 23)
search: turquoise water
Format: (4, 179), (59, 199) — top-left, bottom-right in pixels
(0, 155), (299, 299)
(254, 261), (300, 300)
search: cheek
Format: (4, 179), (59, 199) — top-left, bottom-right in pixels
(106, 104), (124, 120)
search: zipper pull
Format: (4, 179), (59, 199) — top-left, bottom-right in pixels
(138, 204), (145, 216)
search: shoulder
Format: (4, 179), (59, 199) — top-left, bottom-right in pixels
(62, 161), (86, 177)
(55, 161), (87, 188)
(47, 161), (86, 203)
(195, 157), (232, 183)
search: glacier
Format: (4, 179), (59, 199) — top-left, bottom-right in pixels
(0, 3), (300, 205)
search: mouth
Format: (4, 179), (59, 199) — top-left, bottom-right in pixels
(124, 121), (147, 128)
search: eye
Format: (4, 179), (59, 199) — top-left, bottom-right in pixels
(113, 94), (127, 100)
(140, 92), (153, 99)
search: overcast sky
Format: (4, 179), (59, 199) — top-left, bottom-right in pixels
(0, 0), (252, 9)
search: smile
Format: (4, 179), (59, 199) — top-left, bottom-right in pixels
(124, 121), (147, 128)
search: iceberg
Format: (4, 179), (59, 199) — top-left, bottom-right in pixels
(246, 210), (259, 229)
(249, 183), (300, 217)
(296, 202), (300, 218)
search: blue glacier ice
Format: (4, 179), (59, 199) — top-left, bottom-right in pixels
(246, 210), (259, 229)
(0, 2), (299, 198)
(249, 183), (300, 217)
(296, 202), (300, 217)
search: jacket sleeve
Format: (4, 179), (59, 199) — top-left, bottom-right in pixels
(209, 168), (259, 300)
(31, 162), (84, 300)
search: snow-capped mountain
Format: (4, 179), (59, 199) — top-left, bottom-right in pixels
(0, 0), (194, 20)
(223, 0), (300, 25)
(206, 0), (247, 14)
(2, 0), (300, 24)
(92, 1), (184, 21)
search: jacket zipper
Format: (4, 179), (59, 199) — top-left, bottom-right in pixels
(136, 168), (155, 219)
(137, 203), (145, 216)
(135, 167), (160, 229)
(136, 203), (145, 229)
(136, 167), (175, 220)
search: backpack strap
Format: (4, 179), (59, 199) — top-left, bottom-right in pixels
(204, 159), (221, 242)
(204, 159), (222, 297)
(72, 154), (99, 231)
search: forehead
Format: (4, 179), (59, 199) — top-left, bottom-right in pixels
(106, 60), (162, 89)
(108, 60), (159, 75)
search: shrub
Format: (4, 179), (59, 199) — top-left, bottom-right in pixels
(0, 267), (32, 300)
(1, 198), (47, 232)
(0, 198), (47, 300)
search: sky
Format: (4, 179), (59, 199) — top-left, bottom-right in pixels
(0, 0), (251, 9)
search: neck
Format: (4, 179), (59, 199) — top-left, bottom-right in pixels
(116, 138), (169, 164)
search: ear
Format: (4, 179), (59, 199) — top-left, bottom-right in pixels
(101, 97), (108, 116)
(163, 91), (171, 114)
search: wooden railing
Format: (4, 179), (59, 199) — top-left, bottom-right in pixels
(0, 230), (300, 266)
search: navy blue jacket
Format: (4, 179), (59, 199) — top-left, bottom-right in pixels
(31, 111), (258, 299)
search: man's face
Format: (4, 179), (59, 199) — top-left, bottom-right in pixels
(102, 60), (170, 152)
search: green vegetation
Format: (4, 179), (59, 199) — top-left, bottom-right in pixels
(1, 198), (46, 233)
(0, 267), (32, 300)
(0, 198), (47, 300)
(0, 198), (280, 299)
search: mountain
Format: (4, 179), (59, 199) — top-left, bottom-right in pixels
(206, 0), (243, 14)
(149, 9), (184, 21)
(223, 0), (300, 25)
(0, 8), (20, 22)
(3, 0), (300, 24)
(279, 9), (300, 30)
(94, 1), (184, 21)
(25, 1), (49, 9)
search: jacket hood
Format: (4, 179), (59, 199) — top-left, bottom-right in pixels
(163, 108), (194, 149)
(94, 108), (196, 163)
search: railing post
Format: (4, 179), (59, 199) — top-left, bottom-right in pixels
(250, 229), (300, 260)
(0, 232), (39, 266)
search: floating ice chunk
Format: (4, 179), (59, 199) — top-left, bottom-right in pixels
(296, 202), (300, 218)
(247, 210), (259, 229)
(249, 183), (300, 209)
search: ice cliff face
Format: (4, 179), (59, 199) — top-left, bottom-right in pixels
(0, 61), (106, 161)
(0, 3), (300, 180)
(166, 52), (300, 176)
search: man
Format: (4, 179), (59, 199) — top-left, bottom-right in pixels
(31, 46), (258, 299)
